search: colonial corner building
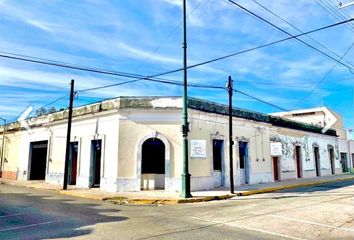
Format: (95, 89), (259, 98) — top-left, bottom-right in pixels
(0, 97), (352, 192)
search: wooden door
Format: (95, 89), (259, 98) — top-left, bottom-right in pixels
(273, 157), (279, 181)
(295, 146), (302, 178)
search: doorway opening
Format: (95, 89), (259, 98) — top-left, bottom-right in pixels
(68, 142), (78, 185)
(90, 140), (102, 188)
(314, 146), (320, 177)
(295, 146), (302, 178)
(141, 138), (165, 190)
(28, 141), (48, 180)
(239, 141), (249, 184)
(213, 139), (224, 187)
(340, 152), (348, 173)
(272, 157), (280, 181)
(329, 147), (335, 175)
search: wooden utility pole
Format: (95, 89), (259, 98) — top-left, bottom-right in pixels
(227, 76), (234, 194)
(63, 79), (75, 190)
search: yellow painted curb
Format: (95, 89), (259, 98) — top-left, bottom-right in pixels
(109, 198), (178, 205)
(58, 190), (105, 201)
(238, 176), (354, 196)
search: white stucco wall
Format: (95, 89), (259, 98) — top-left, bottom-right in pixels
(270, 129), (340, 180)
(46, 112), (120, 191)
(1, 97), (345, 193)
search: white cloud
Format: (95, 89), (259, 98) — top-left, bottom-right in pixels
(0, 0), (353, 123)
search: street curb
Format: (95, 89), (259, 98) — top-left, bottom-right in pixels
(2, 176), (354, 205)
(237, 176), (354, 196)
(58, 190), (106, 201)
(105, 194), (237, 205)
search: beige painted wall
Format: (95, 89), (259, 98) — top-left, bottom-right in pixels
(1, 132), (21, 174)
(118, 110), (182, 178)
(189, 110), (272, 177)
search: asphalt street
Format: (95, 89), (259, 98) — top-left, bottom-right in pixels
(0, 180), (353, 239)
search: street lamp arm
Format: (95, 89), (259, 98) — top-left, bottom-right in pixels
(339, 1), (354, 9)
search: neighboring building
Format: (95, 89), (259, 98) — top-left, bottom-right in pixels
(272, 107), (353, 173)
(0, 97), (345, 192)
(271, 107), (346, 138)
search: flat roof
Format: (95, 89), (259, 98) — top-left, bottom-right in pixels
(2, 96), (337, 136)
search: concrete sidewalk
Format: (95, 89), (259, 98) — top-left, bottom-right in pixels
(1, 174), (354, 205)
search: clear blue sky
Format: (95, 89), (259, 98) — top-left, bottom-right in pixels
(0, 0), (353, 132)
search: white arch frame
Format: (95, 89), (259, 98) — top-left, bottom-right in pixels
(136, 132), (171, 188)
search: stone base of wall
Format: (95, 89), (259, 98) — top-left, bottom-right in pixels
(165, 177), (180, 192)
(191, 176), (214, 191)
(334, 167), (342, 175)
(212, 171), (222, 188)
(281, 170), (297, 180)
(45, 172), (63, 185)
(250, 172), (273, 184)
(303, 169), (316, 178)
(115, 178), (140, 192)
(320, 169), (332, 176)
(1, 171), (17, 180)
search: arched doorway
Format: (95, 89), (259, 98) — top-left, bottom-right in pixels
(141, 138), (165, 190)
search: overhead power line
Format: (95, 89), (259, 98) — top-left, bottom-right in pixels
(40, 95), (68, 109)
(313, 0), (354, 33)
(134, 0), (208, 71)
(252, 0), (354, 69)
(0, 52), (150, 79)
(0, 18), (352, 82)
(291, 41), (354, 110)
(152, 18), (354, 78)
(77, 76), (225, 93)
(234, 89), (289, 112)
(225, 0), (354, 72)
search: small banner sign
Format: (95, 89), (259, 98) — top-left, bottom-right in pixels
(191, 140), (207, 158)
(270, 142), (282, 156)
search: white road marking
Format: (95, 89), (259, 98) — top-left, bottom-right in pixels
(264, 214), (354, 232)
(0, 221), (57, 232)
(227, 223), (307, 240)
(191, 216), (307, 240)
(0, 213), (24, 218)
(251, 211), (354, 232)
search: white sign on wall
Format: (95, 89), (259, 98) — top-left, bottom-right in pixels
(190, 140), (206, 158)
(270, 142), (282, 156)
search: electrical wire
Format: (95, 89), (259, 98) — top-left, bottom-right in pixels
(77, 76), (226, 93)
(40, 95), (68, 109)
(0, 18), (352, 82)
(252, 0), (354, 69)
(0, 52), (176, 83)
(330, 0), (354, 28)
(291, 41), (354, 110)
(225, 0), (354, 72)
(314, 0), (354, 32)
(151, 18), (354, 78)
(134, 0), (208, 71)
(234, 89), (289, 112)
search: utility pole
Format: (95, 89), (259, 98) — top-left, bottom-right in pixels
(0, 117), (6, 178)
(63, 79), (75, 190)
(180, 0), (192, 198)
(227, 76), (234, 194)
